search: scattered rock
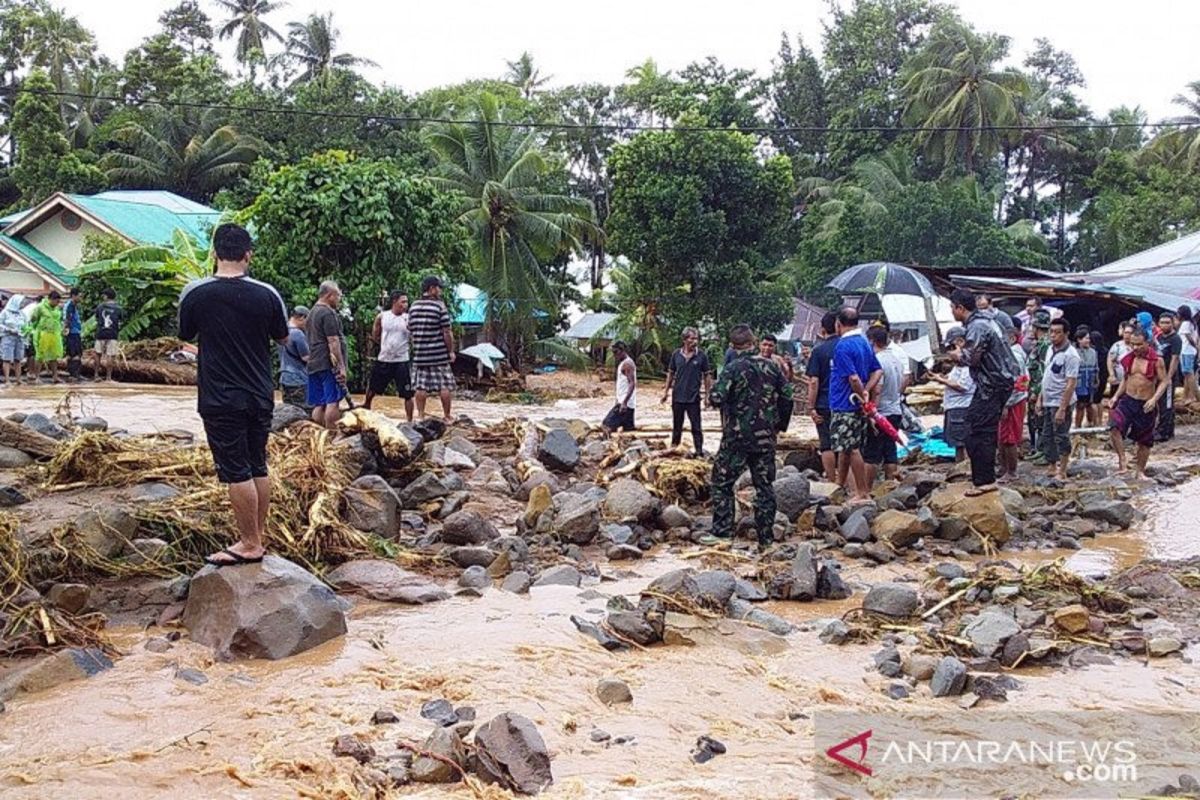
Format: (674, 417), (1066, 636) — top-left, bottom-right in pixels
(331, 734), (376, 764)
(399, 472), (451, 506)
(538, 428), (581, 472)
(447, 435), (481, 463)
(533, 565), (582, 588)
(819, 619), (850, 645)
(930, 656), (968, 697)
(962, 610), (1021, 657)
(0, 647), (113, 701)
(606, 544), (643, 561)
(726, 598), (794, 636)
(606, 610), (661, 646)
(659, 504), (693, 529)
(270, 404), (309, 432)
(1081, 500), (1135, 530)
(902, 653), (939, 681)
(773, 476), (811, 522)
(1148, 636), (1182, 657)
(46, 583), (90, 614)
(871, 509), (925, 548)
(458, 565), (491, 590)
(524, 484), (552, 527)
(326, 560), (449, 605)
(554, 496), (601, 544)
(144, 636), (173, 653)
(22, 412), (70, 440)
(447, 546), (498, 569)
(343, 475), (401, 536)
(734, 579), (767, 602)
(411, 727), (466, 783)
(1053, 604), (1090, 634)
(768, 544), (819, 601)
(589, 729), (611, 743)
(929, 484), (1011, 543)
(808, 481), (845, 503)
(646, 568), (701, 601)
(501, 571), (533, 594)
(175, 667), (208, 685)
(693, 571), (738, 606)
(596, 678), (632, 705)
(73, 507), (139, 559)
(817, 561), (852, 600)
(182, 555), (347, 660)
(886, 683), (910, 700)
(603, 478), (659, 523)
(130, 482), (180, 503)
(691, 735), (727, 764)
(442, 510), (500, 546)
(840, 510), (872, 544)
(422, 698), (460, 727)
(472, 712), (554, 794)
(372, 709), (399, 724)
(0, 446), (33, 469)
(570, 615), (627, 651)
(862, 583), (919, 619)
(0, 485), (29, 507)
(126, 537), (170, 566)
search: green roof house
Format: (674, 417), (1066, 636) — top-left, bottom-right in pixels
(0, 190), (221, 296)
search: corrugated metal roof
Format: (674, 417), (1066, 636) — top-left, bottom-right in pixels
(69, 193), (220, 246)
(0, 234), (71, 283)
(452, 283), (487, 325)
(0, 209), (25, 227)
(563, 312), (618, 340)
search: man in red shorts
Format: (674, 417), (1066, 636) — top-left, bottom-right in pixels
(1106, 328), (1167, 479)
(997, 319), (1029, 481)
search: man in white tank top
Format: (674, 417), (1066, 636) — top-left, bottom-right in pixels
(602, 340), (637, 432)
(364, 290), (414, 419)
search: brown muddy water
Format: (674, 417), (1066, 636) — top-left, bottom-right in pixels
(1, 387), (1199, 798)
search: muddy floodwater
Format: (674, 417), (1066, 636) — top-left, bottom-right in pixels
(1, 385), (1199, 798)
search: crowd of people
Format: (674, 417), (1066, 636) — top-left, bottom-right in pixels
(0, 287), (123, 386)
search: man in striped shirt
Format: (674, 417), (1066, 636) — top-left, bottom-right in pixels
(409, 275), (456, 422)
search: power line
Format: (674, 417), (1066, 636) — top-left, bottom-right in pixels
(3, 85), (1199, 136)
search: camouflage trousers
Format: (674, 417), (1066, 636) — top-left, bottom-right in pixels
(711, 445), (777, 545)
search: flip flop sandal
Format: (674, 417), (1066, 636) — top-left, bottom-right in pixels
(205, 547), (265, 567)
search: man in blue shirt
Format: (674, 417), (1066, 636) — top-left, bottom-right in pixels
(279, 306), (311, 408)
(830, 307), (882, 503)
(63, 287), (83, 382)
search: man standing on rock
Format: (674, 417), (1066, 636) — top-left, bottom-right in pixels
(279, 306), (310, 409)
(179, 223), (289, 566)
(409, 276), (456, 423)
(306, 281), (347, 431)
(805, 312), (839, 484)
(708, 324), (793, 550)
(829, 307), (881, 503)
(1025, 310), (1052, 460)
(864, 326), (903, 485)
(1107, 328), (1167, 479)
(365, 290), (414, 419)
(603, 340), (637, 432)
(660, 327), (711, 455)
(1154, 311), (1182, 443)
(1036, 318), (1080, 480)
(947, 288), (1017, 496)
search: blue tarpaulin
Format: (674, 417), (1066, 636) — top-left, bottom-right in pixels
(898, 427), (957, 461)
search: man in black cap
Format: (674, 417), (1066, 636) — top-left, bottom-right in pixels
(409, 275), (456, 422)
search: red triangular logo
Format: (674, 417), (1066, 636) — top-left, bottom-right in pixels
(825, 729), (873, 776)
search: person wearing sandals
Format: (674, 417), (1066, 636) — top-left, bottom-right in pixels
(179, 224), (289, 567)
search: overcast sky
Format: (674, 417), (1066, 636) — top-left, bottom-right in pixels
(60, 0), (1200, 121)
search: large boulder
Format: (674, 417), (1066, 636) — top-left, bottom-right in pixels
(73, 507), (139, 559)
(473, 712), (554, 794)
(400, 472), (451, 506)
(767, 544), (819, 601)
(862, 583), (920, 618)
(928, 484), (1012, 543)
(0, 446), (34, 469)
(342, 475), (401, 537)
(524, 484), (553, 527)
(871, 509), (926, 549)
(772, 476), (811, 522)
(0, 647), (113, 701)
(412, 727), (467, 783)
(553, 496), (600, 544)
(325, 559), (449, 605)
(22, 413), (70, 440)
(442, 510), (500, 545)
(603, 478), (659, 523)
(271, 403), (310, 432)
(182, 555), (347, 660)
(1081, 500), (1135, 529)
(537, 429), (581, 472)
(961, 609), (1021, 657)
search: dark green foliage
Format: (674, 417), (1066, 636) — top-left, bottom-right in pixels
(11, 69), (105, 203)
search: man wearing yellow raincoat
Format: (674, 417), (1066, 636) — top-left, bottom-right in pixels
(29, 291), (65, 384)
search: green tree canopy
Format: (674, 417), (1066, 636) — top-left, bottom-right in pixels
(11, 69), (104, 203)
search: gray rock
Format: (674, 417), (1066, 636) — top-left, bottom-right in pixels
(596, 678), (633, 705)
(571, 615), (627, 651)
(144, 636), (173, 653)
(0, 647), (113, 702)
(606, 609), (661, 645)
(73, 507), (138, 559)
(270, 404), (309, 432)
(458, 565), (491, 590)
(693, 571), (738, 606)
(883, 485), (920, 510)
(863, 542), (895, 564)
(183, 556), (347, 660)
(446, 546), (497, 568)
(819, 619), (850, 645)
(437, 491), (469, 519)
(22, 413), (70, 440)
(659, 504), (693, 529)
(446, 435), (481, 463)
(441, 472), (466, 492)
(603, 478), (659, 523)
(902, 653), (939, 681)
(768, 544), (819, 601)
(934, 562), (966, 581)
(501, 571), (533, 594)
(600, 523), (634, 545)
(733, 579), (767, 602)
(441, 510), (500, 545)
(938, 517), (970, 541)
(1081, 500), (1135, 529)
(1148, 636), (1182, 657)
(130, 482), (181, 504)
(372, 708), (400, 725)
(517, 471), (559, 501)
(0, 446), (34, 469)
(175, 667), (208, 685)
(773, 476), (811, 522)
(555, 496), (600, 544)
(538, 428), (581, 471)
(606, 544), (643, 561)
(421, 698), (460, 726)
(930, 656), (968, 697)
(589, 729), (611, 743)
(325, 560), (449, 605)
(962, 610), (1021, 657)
(646, 568), (700, 601)
(46, 583), (90, 614)
(493, 536), (530, 565)
(840, 510), (873, 543)
(336, 434), (377, 477)
(816, 561), (852, 600)
(906, 472), (945, 498)
(862, 583), (920, 618)
(411, 727), (466, 783)
(126, 537), (170, 566)
(581, 440), (609, 461)
(399, 472), (451, 506)
(533, 565), (582, 588)
(726, 598), (794, 636)
(472, 712), (554, 795)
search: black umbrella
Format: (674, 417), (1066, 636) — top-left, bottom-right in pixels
(826, 262), (935, 298)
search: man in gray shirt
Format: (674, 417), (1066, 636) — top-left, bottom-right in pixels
(1036, 318), (1080, 479)
(864, 326), (905, 483)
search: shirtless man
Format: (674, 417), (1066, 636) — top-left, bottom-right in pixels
(1106, 329), (1168, 479)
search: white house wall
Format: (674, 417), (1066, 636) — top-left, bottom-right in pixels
(22, 209), (106, 269)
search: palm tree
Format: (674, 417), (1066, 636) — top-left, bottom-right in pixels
(279, 12), (376, 89)
(25, 5), (94, 92)
(62, 63), (117, 149)
(504, 51), (550, 100)
(424, 93), (601, 362)
(621, 58), (673, 126)
(101, 104), (262, 200)
(213, 0), (285, 79)
(901, 21), (1029, 172)
(1144, 81), (1200, 171)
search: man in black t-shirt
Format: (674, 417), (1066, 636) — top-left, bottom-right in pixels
(659, 326), (712, 455)
(804, 311), (839, 482)
(1155, 311), (1183, 442)
(178, 224), (289, 567)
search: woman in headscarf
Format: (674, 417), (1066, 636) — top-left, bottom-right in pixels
(1136, 311), (1155, 343)
(29, 291), (65, 384)
(0, 294), (29, 385)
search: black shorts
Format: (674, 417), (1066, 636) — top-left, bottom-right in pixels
(202, 408), (272, 484)
(602, 404), (635, 431)
(864, 414), (902, 465)
(66, 333), (83, 359)
(815, 407), (832, 451)
(368, 360), (414, 398)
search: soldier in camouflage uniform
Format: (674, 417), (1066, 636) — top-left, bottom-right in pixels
(1026, 310), (1052, 462)
(707, 324), (794, 549)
